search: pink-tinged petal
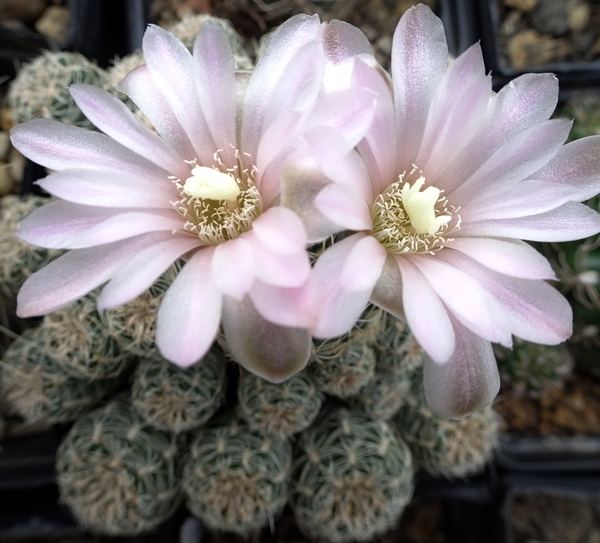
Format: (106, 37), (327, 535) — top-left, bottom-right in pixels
(118, 65), (196, 161)
(156, 247), (222, 367)
(322, 19), (373, 63)
(222, 295), (311, 382)
(392, 4), (448, 170)
(10, 120), (171, 184)
(305, 126), (374, 203)
(17, 231), (174, 317)
(248, 280), (315, 328)
(459, 201), (600, 242)
(211, 236), (256, 300)
(314, 182), (373, 232)
(395, 256), (455, 362)
(450, 119), (572, 205)
(193, 20), (237, 161)
(261, 41), (324, 132)
(143, 25), (216, 166)
(438, 73), (558, 188)
(37, 169), (177, 209)
(371, 255), (404, 320)
(460, 179), (582, 222)
(423, 316), (500, 419)
(280, 154), (341, 243)
(251, 206), (307, 255)
(98, 236), (202, 309)
(437, 249), (572, 345)
(256, 110), (304, 174)
(241, 13), (321, 157)
(417, 44), (491, 179)
(352, 57), (397, 195)
(447, 238), (555, 280)
(18, 201), (182, 249)
(69, 84), (189, 179)
(246, 232), (310, 287)
(409, 254), (512, 346)
(533, 135), (600, 201)
(340, 234), (388, 291)
(310, 233), (376, 338)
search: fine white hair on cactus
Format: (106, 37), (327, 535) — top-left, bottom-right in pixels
(282, 3), (600, 418)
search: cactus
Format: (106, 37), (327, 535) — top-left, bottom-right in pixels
(394, 373), (501, 479)
(166, 13), (254, 69)
(9, 51), (106, 129)
(237, 369), (323, 437)
(495, 339), (573, 395)
(0, 195), (63, 298)
(102, 267), (178, 357)
(0, 327), (118, 424)
(291, 406), (414, 543)
(41, 290), (135, 379)
(183, 411), (292, 535)
(131, 349), (227, 433)
(57, 397), (182, 536)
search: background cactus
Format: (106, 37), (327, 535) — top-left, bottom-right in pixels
(131, 349), (227, 433)
(394, 371), (501, 479)
(0, 327), (118, 424)
(57, 397), (182, 536)
(0, 195), (63, 298)
(495, 340), (573, 395)
(41, 290), (135, 379)
(183, 411), (292, 535)
(8, 51), (106, 129)
(237, 369), (323, 437)
(291, 406), (413, 543)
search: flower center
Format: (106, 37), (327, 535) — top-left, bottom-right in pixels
(371, 172), (459, 255)
(171, 150), (263, 245)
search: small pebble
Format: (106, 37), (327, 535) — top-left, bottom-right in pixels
(35, 5), (70, 43)
(505, 0), (537, 12)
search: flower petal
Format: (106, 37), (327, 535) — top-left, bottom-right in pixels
(37, 169), (177, 209)
(69, 84), (189, 179)
(118, 65), (196, 161)
(17, 232), (174, 317)
(447, 238), (555, 280)
(248, 280), (315, 328)
(392, 3), (448, 170)
(459, 201), (600, 242)
(193, 20), (237, 161)
(11, 120), (170, 183)
(314, 182), (373, 232)
(310, 233), (377, 338)
(211, 236), (256, 300)
(18, 201), (183, 249)
(251, 206), (307, 255)
(98, 236), (201, 309)
(340, 234), (388, 292)
(156, 247), (222, 367)
(395, 256), (455, 363)
(322, 19), (373, 63)
(437, 249), (572, 345)
(371, 255), (405, 319)
(143, 24), (216, 166)
(423, 316), (500, 419)
(222, 295), (311, 382)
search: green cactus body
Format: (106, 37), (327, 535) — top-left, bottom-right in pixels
(132, 350), (227, 433)
(9, 51), (106, 129)
(0, 328), (118, 424)
(237, 370), (323, 437)
(495, 339), (573, 395)
(183, 412), (292, 535)
(291, 406), (413, 543)
(166, 13), (253, 69)
(353, 369), (412, 421)
(57, 397), (182, 536)
(0, 196), (63, 298)
(41, 290), (134, 379)
(102, 268), (177, 357)
(394, 375), (500, 479)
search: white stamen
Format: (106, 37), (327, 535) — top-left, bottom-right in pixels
(183, 166), (240, 201)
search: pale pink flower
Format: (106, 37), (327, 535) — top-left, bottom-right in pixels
(11, 16), (376, 381)
(283, 5), (600, 417)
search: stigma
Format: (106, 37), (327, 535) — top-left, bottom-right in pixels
(183, 166), (241, 201)
(401, 177), (451, 236)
